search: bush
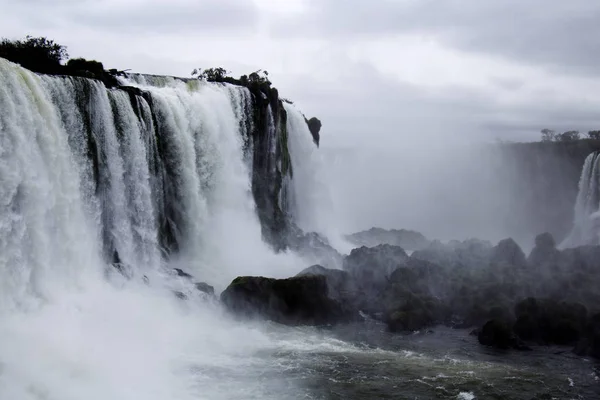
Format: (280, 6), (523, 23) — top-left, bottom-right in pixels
(0, 36), (68, 73)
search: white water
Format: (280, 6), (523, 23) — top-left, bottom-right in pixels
(561, 152), (600, 248)
(0, 59), (330, 399)
(284, 103), (352, 253)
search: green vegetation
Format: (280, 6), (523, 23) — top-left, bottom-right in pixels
(0, 35), (123, 87)
(0, 35), (68, 73)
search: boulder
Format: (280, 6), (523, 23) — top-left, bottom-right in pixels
(220, 275), (356, 326)
(384, 293), (444, 332)
(528, 233), (561, 269)
(287, 229), (343, 269)
(478, 319), (530, 350)
(513, 298), (587, 345)
(491, 238), (527, 268)
(295, 265), (357, 302)
(343, 244), (409, 313)
(573, 312), (600, 359)
(194, 282), (215, 296)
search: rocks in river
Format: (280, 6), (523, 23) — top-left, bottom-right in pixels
(478, 319), (530, 350)
(296, 265), (357, 302)
(384, 293), (445, 332)
(513, 298), (587, 345)
(573, 313), (600, 358)
(220, 275), (357, 326)
(344, 244), (408, 292)
(287, 228), (344, 269)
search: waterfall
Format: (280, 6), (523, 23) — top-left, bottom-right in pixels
(284, 103), (351, 253)
(0, 58), (314, 399)
(561, 151), (600, 248)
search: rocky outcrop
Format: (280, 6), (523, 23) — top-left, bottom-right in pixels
(220, 275), (357, 326)
(343, 245), (408, 313)
(477, 319), (530, 350)
(491, 238), (527, 268)
(527, 232), (561, 269)
(573, 313), (600, 358)
(287, 227), (344, 269)
(513, 298), (587, 345)
(295, 265), (357, 302)
(305, 117), (321, 147)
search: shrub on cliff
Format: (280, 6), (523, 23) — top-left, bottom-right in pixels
(0, 36), (68, 73)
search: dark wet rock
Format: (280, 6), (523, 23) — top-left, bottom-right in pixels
(491, 238), (528, 268)
(305, 117), (321, 146)
(194, 282), (215, 296)
(513, 298), (587, 345)
(343, 244), (409, 312)
(296, 265), (357, 302)
(478, 319), (530, 350)
(287, 228), (343, 269)
(528, 233), (561, 269)
(174, 268), (193, 279)
(573, 313), (600, 359)
(220, 275), (357, 326)
(343, 244), (408, 284)
(345, 227), (430, 251)
(384, 293), (445, 332)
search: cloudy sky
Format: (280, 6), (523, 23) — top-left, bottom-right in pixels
(3, 0), (600, 147)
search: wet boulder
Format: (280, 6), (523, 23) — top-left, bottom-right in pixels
(528, 233), (561, 270)
(220, 275), (356, 326)
(287, 229), (343, 269)
(573, 313), (600, 359)
(296, 265), (357, 302)
(344, 244), (408, 285)
(194, 282), (215, 296)
(478, 319), (530, 350)
(491, 238), (527, 268)
(513, 298), (587, 345)
(384, 293), (445, 332)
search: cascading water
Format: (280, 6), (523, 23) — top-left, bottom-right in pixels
(561, 151), (600, 248)
(284, 103), (351, 253)
(0, 58), (323, 399)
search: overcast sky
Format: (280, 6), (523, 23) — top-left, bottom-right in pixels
(3, 0), (600, 147)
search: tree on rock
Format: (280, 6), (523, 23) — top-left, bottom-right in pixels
(0, 35), (68, 73)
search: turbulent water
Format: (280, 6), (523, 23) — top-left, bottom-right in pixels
(0, 58), (598, 399)
(562, 151), (600, 248)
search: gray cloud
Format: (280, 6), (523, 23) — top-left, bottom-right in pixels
(275, 0), (600, 76)
(2, 0), (258, 34)
(283, 60), (600, 147)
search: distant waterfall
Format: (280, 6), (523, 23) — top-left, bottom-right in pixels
(561, 151), (600, 248)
